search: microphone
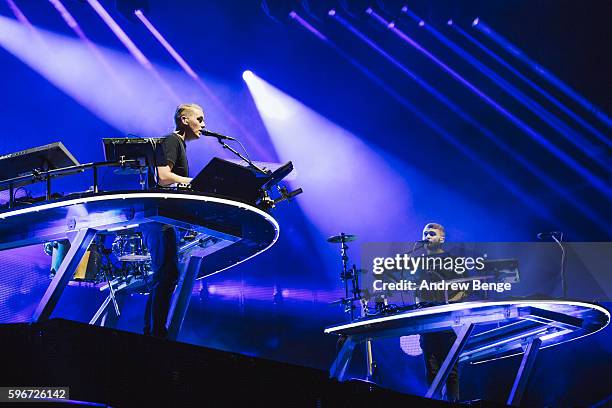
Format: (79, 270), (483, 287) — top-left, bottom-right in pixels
(537, 231), (562, 240)
(200, 129), (236, 141)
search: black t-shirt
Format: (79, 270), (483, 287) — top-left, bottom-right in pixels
(161, 133), (189, 177)
(416, 250), (466, 304)
(154, 133), (189, 171)
(150, 133), (189, 186)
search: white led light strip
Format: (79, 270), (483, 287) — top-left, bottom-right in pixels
(0, 192), (280, 278)
(324, 300), (610, 333)
(0, 192), (276, 225)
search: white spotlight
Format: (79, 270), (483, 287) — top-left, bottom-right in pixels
(242, 70), (254, 82)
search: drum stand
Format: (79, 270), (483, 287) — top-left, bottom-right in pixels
(90, 267), (122, 325)
(328, 233), (375, 382)
(328, 233), (361, 321)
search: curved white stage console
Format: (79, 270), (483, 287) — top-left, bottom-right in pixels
(0, 191), (280, 338)
(325, 300), (609, 405)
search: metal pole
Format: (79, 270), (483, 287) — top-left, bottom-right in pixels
(166, 256), (202, 341)
(507, 338), (542, 406)
(90, 295), (112, 325)
(426, 323), (475, 399)
(46, 175), (51, 201)
(93, 165), (99, 193)
(329, 336), (357, 381)
(365, 339), (374, 381)
(8, 182), (14, 208)
(32, 228), (97, 322)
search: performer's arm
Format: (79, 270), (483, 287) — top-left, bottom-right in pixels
(156, 165), (192, 186)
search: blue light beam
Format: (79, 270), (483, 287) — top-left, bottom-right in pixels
(400, 7), (610, 171)
(451, 23), (611, 148)
(473, 19), (612, 129)
(328, 11), (609, 230)
(366, 9), (612, 200)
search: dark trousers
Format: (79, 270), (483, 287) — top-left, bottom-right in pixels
(420, 331), (460, 402)
(140, 223), (180, 338)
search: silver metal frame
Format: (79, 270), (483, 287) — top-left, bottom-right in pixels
(32, 228), (98, 322)
(325, 300), (609, 402)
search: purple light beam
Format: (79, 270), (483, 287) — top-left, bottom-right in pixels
(244, 71), (533, 244)
(84, 0), (180, 103)
(450, 23), (610, 147)
(400, 7), (611, 170)
(5, 0), (50, 50)
(289, 11), (559, 227)
(47, 0), (130, 96)
(329, 11), (609, 230)
(366, 9), (612, 200)
(5, 0), (30, 27)
(473, 19), (612, 129)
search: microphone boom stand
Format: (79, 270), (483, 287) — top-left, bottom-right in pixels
(551, 233), (567, 299)
(214, 137), (269, 175)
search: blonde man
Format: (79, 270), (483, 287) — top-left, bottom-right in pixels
(141, 103), (206, 338)
(155, 103), (205, 186)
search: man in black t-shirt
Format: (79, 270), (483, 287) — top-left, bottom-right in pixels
(417, 222), (461, 402)
(141, 103), (205, 338)
(155, 103), (205, 186)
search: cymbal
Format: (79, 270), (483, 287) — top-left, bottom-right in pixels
(327, 233), (357, 243)
(117, 254), (151, 262)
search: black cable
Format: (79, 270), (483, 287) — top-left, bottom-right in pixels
(233, 137), (251, 162)
(147, 137), (160, 189)
(12, 186), (29, 199)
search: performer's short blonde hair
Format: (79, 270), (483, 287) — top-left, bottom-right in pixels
(174, 103), (203, 129)
(423, 223), (446, 235)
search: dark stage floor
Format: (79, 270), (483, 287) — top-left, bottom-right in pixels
(0, 318), (507, 407)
